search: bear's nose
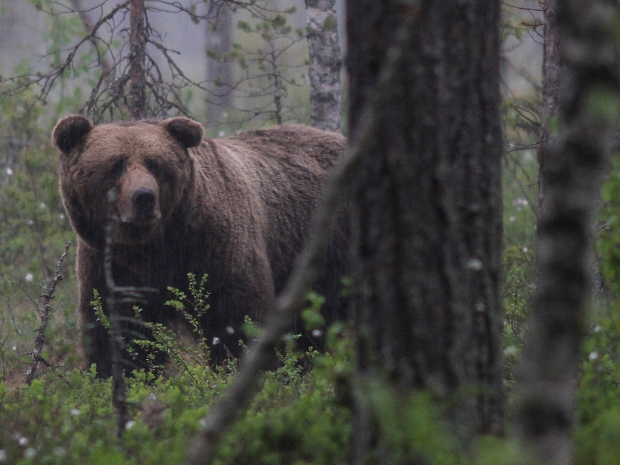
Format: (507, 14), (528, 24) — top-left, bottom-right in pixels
(132, 189), (157, 214)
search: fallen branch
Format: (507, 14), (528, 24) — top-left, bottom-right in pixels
(24, 241), (71, 386)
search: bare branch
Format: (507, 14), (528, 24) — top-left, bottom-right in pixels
(69, 0), (115, 77)
(24, 242), (71, 386)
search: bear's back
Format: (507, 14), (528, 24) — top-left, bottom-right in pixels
(190, 125), (346, 294)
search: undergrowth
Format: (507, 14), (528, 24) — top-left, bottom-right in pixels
(0, 349), (352, 465)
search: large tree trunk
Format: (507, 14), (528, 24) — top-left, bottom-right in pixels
(305, 0), (342, 132)
(514, 1), (619, 463)
(345, 2), (504, 462)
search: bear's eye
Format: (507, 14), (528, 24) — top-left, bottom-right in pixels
(146, 159), (173, 183)
(107, 159), (126, 180)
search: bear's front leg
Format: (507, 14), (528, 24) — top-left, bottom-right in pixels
(200, 251), (276, 365)
(75, 240), (114, 377)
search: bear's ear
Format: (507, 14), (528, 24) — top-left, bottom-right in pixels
(53, 115), (93, 154)
(162, 117), (203, 149)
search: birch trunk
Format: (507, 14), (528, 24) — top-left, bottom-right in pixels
(305, 0), (342, 132)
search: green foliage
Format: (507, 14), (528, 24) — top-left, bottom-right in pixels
(90, 290), (109, 330)
(572, 160), (620, 464)
(599, 160), (620, 294)
(1, 257), (357, 463)
(0, 333), (352, 464)
(574, 306), (620, 464)
(585, 85), (620, 126)
(217, 348), (351, 465)
(368, 384), (462, 465)
(501, 92), (539, 384)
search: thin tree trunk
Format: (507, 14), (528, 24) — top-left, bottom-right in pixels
(515, 1), (619, 463)
(129, 0), (147, 120)
(346, 2), (504, 462)
(205, 3), (232, 125)
(305, 0), (342, 132)
(537, 0), (560, 212)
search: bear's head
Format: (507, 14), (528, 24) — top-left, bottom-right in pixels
(53, 116), (203, 247)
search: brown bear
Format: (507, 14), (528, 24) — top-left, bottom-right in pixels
(52, 115), (348, 377)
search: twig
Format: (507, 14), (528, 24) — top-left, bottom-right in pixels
(24, 241), (71, 386)
(69, 0), (115, 77)
(184, 14), (418, 465)
(103, 190), (158, 439)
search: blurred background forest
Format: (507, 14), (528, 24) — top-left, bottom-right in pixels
(2, 1), (619, 464)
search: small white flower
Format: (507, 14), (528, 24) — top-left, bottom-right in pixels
(504, 346), (516, 356)
(18, 437), (28, 446)
(6, 168), (12, 175)
(39, 202), (46, 209)
(218, 131), (226, 137)
(59, 213), (65, 220)
(125, 421), (135, 430)
(509, 216), (515, 222)
(589, 352), (598, 361)
(27, 219), (33, 225)
(212, 337), (221, 345)
(466, 258), (483, 271)
(199, 418), (207, 427)
(226, 326), (235, 335)
(70, 409), (81, 416)
(594, 325), (602, 333)
(24, 448), (36, 459)
(25, 273), (34, 282)
(312, 329), (323, 338)
(522, 247), (528, 253)
(0, 449), (7, 461)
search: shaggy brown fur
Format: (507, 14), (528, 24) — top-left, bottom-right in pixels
(53, 116), (348, 377)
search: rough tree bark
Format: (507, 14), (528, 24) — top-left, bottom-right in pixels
(305, 0), (342, 132)
(205, 2), (232, 125)
(515, 1), (620, 464)
(346, 1), (504, 462)
(129, 0), (147, 120)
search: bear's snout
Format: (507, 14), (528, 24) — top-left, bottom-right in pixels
(117, 168), (161, 226)
(132, 189), (157, 217)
